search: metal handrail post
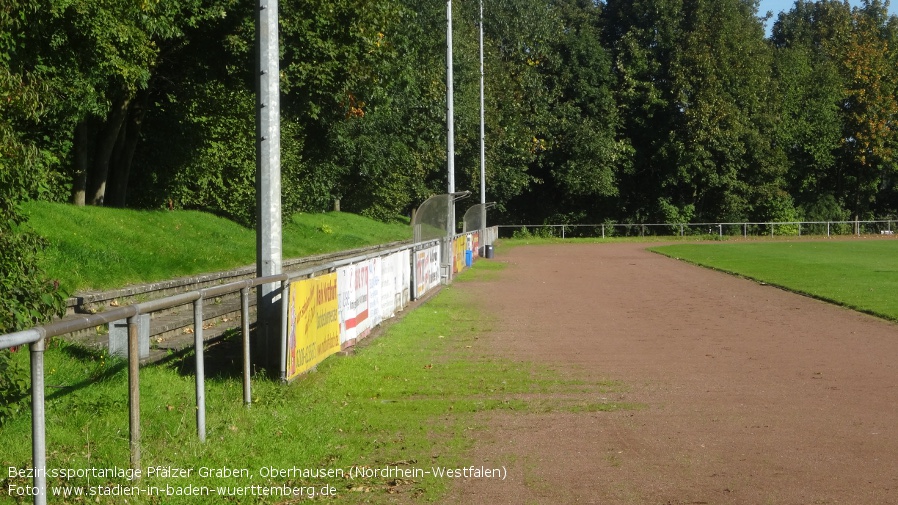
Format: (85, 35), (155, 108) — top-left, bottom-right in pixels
(127, 316), (141, 471)
(279, 280), (290, 383)
(193, 297), (206, 442)
(241, 287), (252, 406)
(30, 336), (47, 505)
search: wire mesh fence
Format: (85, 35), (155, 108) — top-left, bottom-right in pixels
(498, 220), (897, 239)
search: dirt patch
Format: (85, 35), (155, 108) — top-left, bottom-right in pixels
(446, 243), (898, 504)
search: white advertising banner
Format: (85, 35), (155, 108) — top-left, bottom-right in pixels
(380, 252), (398, 321)
(353, 260), (371, 341)
(400, 249), (411, 307)
(337, 265), (355, 346)
(414, 245), (440, 299)
(337, 261), (372, 345)
(369, 257), (382, 329)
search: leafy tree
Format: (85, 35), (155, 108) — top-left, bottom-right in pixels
(502, 0), (630, 224)
(1, 4), (66, 335)
(773, 0), (898, 219)
(835, 1), (898, 218)
(605, 0), (779, 223)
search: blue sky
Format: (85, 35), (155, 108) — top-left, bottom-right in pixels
(759, 0), (898, 35)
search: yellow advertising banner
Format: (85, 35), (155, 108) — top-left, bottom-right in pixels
(453, 236), (466, 273)
(286, 273), (340, 380)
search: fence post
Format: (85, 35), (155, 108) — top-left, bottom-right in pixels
(127, 316), (141, 471)
(30, 337), (47, 505)
(798, 223), (801, 237)
(193, 297), (206, 442)
(771, 223), (774, 238)
(827, 221), (831, 237)
(241, 287), (252, 406)
(561, 225), (565, 239)
(718, 224), (722, 238)
(744, 223), (747, 238)
(280, 280), (290, 382)
(602, 225), (605, 239)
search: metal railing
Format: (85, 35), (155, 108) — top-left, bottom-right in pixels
(0, 236), (447, 505)
(498, 219), (896, 239)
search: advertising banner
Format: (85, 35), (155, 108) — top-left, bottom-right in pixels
(399, 249), (411, 307)
(354, 260), (371, 340)
(380, 252), (398, 321)
(338, 261), (371, 346)
(369, 257), (382, 329)
(414, 245), (440, 299)
(453, 236), (466, 274)
(337, 265), (355, 346)
(286, 273), (340, 380)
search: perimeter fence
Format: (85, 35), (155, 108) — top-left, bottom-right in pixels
(500, 219), (896, 239)
(0, 227), (497, 505)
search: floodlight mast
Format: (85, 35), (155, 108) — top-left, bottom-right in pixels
(479, 0), (487, 243)
(446, 0), (456, 281)
(256, 0), (283, 376)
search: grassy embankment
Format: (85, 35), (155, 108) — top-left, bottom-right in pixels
(651, 240), (898, 322)
(22, 201), (413, 294)
(0, 260), (631, 504)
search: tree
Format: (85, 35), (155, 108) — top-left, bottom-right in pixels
(772, 1), (847, 216)
(1, 4), (65, 333)
(501, 0), (630, 224)
(835, 1), (898, 218)
(604, 0), (778, 223)
(772, 0), (898, 219)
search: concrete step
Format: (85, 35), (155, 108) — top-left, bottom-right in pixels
(56, 240), (411, 363)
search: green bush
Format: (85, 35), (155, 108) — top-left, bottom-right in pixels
(0, 350), (29, 425)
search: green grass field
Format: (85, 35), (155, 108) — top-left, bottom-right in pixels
(0, 261), (630, 504)
(651, 239), (898, 321)
(22, 201), (412, 294)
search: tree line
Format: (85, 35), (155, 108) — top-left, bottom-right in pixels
(2, 0), (897, 329)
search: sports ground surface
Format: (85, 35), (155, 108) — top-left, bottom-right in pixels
(446, 242), (898, 504)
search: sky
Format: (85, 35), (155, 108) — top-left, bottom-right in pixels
(758, 0), (898, 36)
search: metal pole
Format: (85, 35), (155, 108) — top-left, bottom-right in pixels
(479, 0), (486, 245)
(193, 298), (206, 442)
(241, 287), (252, 406)
(446, 0), (456, 281)
(127, 316), (140, 470)
(827, 221), (831, 237)
(280, 280), (289, 382)
(602, 225), (605, 239)
(30, 337), (47, 505)
(256, 0), (283, 372)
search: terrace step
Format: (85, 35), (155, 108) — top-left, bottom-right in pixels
(57, 240), (410, 362)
